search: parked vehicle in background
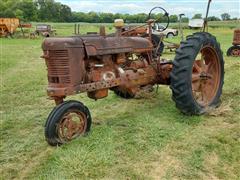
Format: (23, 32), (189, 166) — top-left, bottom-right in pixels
(0, 18), (32, 38)
(188, 19), (204, 29)
(152, 24), (178, 38)
(0, 18), (20, 37)
(227, 29), (240, 57)
(35, 24), (56, 37)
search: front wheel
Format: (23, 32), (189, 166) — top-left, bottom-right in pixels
(45, 100), (92, 146)
(227, 45), (240, 57)
(170, 32), (224, 115)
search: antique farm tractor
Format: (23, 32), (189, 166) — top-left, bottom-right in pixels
(227, 29), (240, 57)
(42, 5), (224, 146)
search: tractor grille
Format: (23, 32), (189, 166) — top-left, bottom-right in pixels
(47, 50), (71, 84)
(233, 29), (240, 45)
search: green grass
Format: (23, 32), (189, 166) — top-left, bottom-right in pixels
(1, 24), (240, 179)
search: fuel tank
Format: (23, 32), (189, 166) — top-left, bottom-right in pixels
(81, 36), (153, 56)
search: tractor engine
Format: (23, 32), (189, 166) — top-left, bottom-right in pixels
(41, 22), (170, 103)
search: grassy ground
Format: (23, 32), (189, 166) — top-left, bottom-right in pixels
(1, 24), (240, 179)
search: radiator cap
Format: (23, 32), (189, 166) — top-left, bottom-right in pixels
(114, 19), (124, 28)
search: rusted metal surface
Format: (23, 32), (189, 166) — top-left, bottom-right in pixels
(20, 23), (32, 28)
(0, 18), (20, 37)
(227, 29), (240, 57)
(42, 5), (226, 147)
(121, 25), (147, 36)
(156, 60), (172, 85)
(35, 24), (56, 37)
(229, 48), (240, 56)
(41, 21), (173, 104)
(83, 36), (153, 56)
(233, 29), (240, 46)
(58, 110), (87, 142)
(192, 46), (220, 106)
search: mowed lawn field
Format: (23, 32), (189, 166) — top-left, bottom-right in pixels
(1, 23), (240, 179)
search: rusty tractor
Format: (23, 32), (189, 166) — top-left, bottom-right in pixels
(42, 6), (224, 146)
(227, 29), (240, 57)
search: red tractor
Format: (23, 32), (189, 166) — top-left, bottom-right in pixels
(227, 29), (240, 57)
(41, 7), (224, 146)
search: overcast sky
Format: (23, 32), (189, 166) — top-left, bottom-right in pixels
(56, 0), (240, 18)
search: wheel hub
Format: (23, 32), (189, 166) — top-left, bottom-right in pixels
(192, 46), (221, 106)
(58, 111), (86, 141)
(199, 72), (212, 80)
(231, 48), (240, 56)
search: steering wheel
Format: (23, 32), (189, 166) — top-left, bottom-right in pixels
(148, 7), (170, 32)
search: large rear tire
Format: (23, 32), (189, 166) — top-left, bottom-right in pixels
(170, 32), (224, 115)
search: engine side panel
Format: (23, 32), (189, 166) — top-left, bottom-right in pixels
(82, 36), (153, 56)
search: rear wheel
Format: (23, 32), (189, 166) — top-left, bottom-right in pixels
(45, 100), (92, 146)
(227, 45), (240, 57)
(170, 32), (224, 115)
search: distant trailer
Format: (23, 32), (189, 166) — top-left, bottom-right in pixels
(0, 18), (20, 37)
(188, 19), (204, 29)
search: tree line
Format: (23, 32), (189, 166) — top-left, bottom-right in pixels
(0, 0), (237, 23)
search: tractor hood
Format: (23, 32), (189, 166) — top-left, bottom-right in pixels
(42, 36), (153, 56)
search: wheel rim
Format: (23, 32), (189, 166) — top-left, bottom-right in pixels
(167, 33), (174, 38)
(231, 48), (240, 56)
(191, 46), (221, 106)
(58, 110), (87, 142)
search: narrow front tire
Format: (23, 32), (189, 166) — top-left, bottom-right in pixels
(45, 100), (92, 146)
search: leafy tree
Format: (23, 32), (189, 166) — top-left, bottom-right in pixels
(15, 9), (24, 20)
(99, 13), (114, 23)
(169, 15), (178, 22)
(221, 13), (231, 21)
(207, 16), (221, 21)
(114, 13), (122, 20)
(192, 14), (202, 19)
(59, 4), (72, 22)
(18, 0), (38, 21)
(0, 0), (232, 23)
(181, 17), (189, 23)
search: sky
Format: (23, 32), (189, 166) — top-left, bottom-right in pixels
(56, 0), (240, 18)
